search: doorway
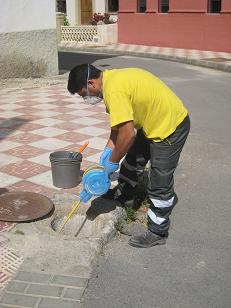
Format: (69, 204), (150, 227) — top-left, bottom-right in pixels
(81, 0), (92, 24)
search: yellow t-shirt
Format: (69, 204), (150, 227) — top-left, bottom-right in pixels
(102, 68), (188, 142)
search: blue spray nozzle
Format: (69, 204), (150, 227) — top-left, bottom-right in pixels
(80, 165), (111, 203)
(79, 189), (92, 204)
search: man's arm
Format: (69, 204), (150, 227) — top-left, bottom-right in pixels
(110, 121), (135, 163)
(106, 129), (118, 149)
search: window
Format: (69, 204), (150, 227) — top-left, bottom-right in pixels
(137, 0), (146, 13)
(159, 0), (169, 13)
(56, 0), (66, 13)
(208, 0), (222, 13)
(107, 0), (119, 13)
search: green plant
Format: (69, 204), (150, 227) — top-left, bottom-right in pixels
(125, 207), (136, 222)
(64, 16), (70, 26)
(15, 230), (24, 235)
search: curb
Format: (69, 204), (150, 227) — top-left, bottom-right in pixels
(59, 46), (231, 73)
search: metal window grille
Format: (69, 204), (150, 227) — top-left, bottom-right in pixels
(56, 0), (66, 13)
(137, 0), (146, 13)
(107, 0), (119, 13)
(159, 0), (169, 13)
(208, 0), (222, 13)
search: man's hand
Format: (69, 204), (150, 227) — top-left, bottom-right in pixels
(99, 147), (113, 166)
(102, 156), (119, 175)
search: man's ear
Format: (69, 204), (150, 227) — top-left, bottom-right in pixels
(87, 79), (96, 89)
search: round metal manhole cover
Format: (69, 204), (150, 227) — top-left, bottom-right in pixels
(0, 191), (54, 222)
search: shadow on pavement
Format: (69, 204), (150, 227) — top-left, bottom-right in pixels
(86, 197), (118, 221)
(0, 117), (30, 141)
(0, 188), (8, 195)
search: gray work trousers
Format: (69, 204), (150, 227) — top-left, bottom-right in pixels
(118, 115), (190, 236)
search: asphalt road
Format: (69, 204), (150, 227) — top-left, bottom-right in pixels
(59, 52), (231, 308)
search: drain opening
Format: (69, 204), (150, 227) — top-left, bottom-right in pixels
(51, 214), (86, 237)
(51, 213), (106, 238)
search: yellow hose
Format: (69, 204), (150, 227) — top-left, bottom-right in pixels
(59, 199), (81, 232)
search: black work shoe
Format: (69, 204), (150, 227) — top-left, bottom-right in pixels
(128, 230), (166, 248)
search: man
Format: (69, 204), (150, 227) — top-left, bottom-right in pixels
(68, 64), (190, 248)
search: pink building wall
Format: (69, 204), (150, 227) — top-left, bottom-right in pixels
(118, 0), (231, 52)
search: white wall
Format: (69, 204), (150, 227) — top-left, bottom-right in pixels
(0, 0), (56, 33)
(66, 0), (78, 25)
(94, 0), (106, 13)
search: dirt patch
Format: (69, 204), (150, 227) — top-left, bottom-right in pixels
(0, 74), (68, 91)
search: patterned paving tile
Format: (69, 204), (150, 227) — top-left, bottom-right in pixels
(91, 112), (109, 120)
(0, 129), (19, 140)
(64, 103), (92, 110)
(0, 172), (21, 186)
(1, 161), (49, 179)
(30, 97), (57, 103)
(51, 106), (77, 113)
(33, 110), (61, 118)
(72, 117), (103, 126)
(28, 153), (52, 167)
(32, 103), (57, 110)
(28, 170), (59, 189)
(74, 126), (108, 137)
(16, 123), (45, 132)
(85, 152), (101, 163)
(31, 127), (67, 138)
(13, 107), (41, 114)
(80, 137), (108, 150)
(53, 113), (78, 121)
(0, 153), (23, 167)
(16, 100), (40, 106)
(29, 138), (72, 151)
(8, 180), (57, 196)
(8, 132), (45, 144)
(55, 122), (85, 131)
(31, 117), (64, 127)
(66, 110), (97, 117)
(0, 111), (24, 118)
(3, 145), (46, 159)
(57, 132), (90, 143)
(0, 104), (23, 111)
(47, 94), (71, 100)
(0, 140), (22, 152)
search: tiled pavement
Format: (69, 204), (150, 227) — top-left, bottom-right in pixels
(0, 84), (110, 233)
(0, 84), (111, 297)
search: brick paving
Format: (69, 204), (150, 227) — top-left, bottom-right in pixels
(0, 271), (86, 307)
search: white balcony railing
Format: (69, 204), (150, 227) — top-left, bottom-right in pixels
(61, 25), (98, 43)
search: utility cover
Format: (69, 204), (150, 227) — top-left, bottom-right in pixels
(0, 191), (54, 222)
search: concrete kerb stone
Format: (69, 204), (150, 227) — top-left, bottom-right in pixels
(0, 192), (124, 304)
(58, 46), (231, 73)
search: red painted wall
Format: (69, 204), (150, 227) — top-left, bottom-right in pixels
(118, 0), (231, 52)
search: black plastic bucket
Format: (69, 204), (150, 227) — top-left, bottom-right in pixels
(49, 151), (82, 188)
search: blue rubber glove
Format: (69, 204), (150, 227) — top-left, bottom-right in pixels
(99, 147), (113, 166)
(102, 156), (119, 175)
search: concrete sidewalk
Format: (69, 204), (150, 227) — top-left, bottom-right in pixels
(59, 42), (231, 73)
(0, 79), (123, 307)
